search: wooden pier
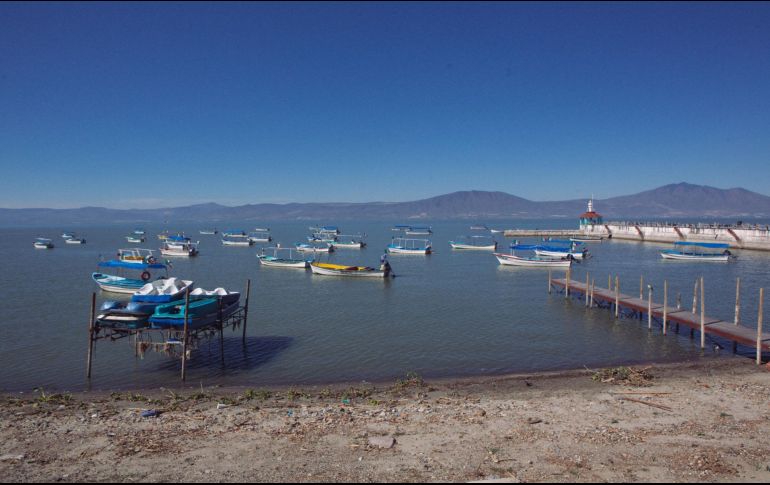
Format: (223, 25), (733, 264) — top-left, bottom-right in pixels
(548, 273), (769, 362)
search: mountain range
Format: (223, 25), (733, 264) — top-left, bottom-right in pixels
(2, 183), (770, 226)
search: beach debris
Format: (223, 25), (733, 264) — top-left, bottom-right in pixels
(616, 397), (673, 412)
(527, 417), (543, 425)
(0, 454), (25, 462)
(141, 409), (161, 418)
(216, 403), (230, 410)
(368, 436), (396, 449)
(592, 366), (654, 387)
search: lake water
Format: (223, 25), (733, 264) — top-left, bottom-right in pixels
(1, 219), (768, 392)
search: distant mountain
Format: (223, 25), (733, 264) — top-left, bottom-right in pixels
(2, 183), (769, 226)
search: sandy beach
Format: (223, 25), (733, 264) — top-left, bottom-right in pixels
(2, 357), (769, 483)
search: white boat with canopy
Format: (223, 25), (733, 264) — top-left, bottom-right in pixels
(449, 235), (497, 251)
(160, 236), (199, 257)
(257, 247), (312, 268)
(333, 234), (367, 249)
(660, 242), (735, 262)
(494, 245), (572, 268)
(387, 237), (432, 255)
(34, 237), (54, 249)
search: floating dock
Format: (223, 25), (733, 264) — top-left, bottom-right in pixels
(548, 273), (769, 363)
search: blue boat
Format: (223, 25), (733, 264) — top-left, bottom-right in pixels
(95, 277), (195, 329)
(660, 242), (735, 262)
(149, 288), (241, 330)
(91, 260), (169, 294)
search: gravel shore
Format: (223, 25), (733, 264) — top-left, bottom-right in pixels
(2, 357), (770, 482)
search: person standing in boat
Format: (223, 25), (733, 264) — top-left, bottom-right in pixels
(380, 253), (392, 277)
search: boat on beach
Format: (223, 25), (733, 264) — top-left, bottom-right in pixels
(449, 235), (498, 251)
(257, 247), (312, 269)
(660, 242), (735, 262)
(387, 237), (432, 255)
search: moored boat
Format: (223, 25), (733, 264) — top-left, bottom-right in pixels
(406, 226), (433, 236)
(91, 260), (170, 294)
(309, 261), (391, 278)
(34, 238), (54, 249)
(257, 247), (311, 268)
(248, 231), (273, 243)
(96, 277), (194, 328)
(296, 242), (334, 253)
(160, 236), (199, 257)
(660, 242), (735, 262)
(449, 235), (497, 251)
(494, 245), (572, 268)
(333, 234), (366, 249)
(149, 288), (241, 330)
(65, 236), (86, 244)
(222, 236), (254, 247)
(126, 235), (146, 243)
(199, 229), (218, 235)
(387, 237), (432, 255)
(118, 248), (158, 265)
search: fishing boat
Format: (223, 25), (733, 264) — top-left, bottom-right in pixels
(570, 235), (604, 243)
(392, 225), (411, 232)
(118, 248), (158, 265)
(34, 238), (54, 249)
(307, 233), (337, 243)
(490, 229), (505, 234)
(296, 242), (334, 253)
(125, 235), (145, 243)
(149, 288), (241, 330)
(309, 261), (392, 278)
(254, 227), (270, 232)
(248, 231), (273, 243)
(257, 247), (311, 268)
(406, 226), (433, 236)
(387, 237), (432, 255)
(319, 226), (341, 235)
(333, 234), (366, 249)
(449, 235), (497, 251)
(660, 242), (735, 262)
(199, 229), (218, 235)
(91, 260), (169, 294)
(133, 229), (146, 235)
(470, 224), (489, 231)
(494, 245), (572, 268)
(95, 277), (194, 328)
(534, 245), (588, 260)
(222, 236), (254, 246)
(160, 236), (199, 257)
(65, 236), (86, 244)
(61, 232), (75, 239)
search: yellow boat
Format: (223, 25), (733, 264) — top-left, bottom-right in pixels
(310, 262), (391, 278)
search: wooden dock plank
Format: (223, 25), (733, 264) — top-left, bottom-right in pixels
(550, 278), (770, 351)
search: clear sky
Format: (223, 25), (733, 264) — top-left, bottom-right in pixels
(1, 2), (769, 209)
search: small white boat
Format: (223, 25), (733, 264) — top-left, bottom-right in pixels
(449, 235), (497, 251)
(257, 247), (311, 269)
(254, 227), (270, 232)
(333, 234), (366, 249)
(387, 237), (431, 254)
(494, 245), (572, 268)
(126, 236), (145, 243)
(160, 237), (199, 257)
(199, 229), (218, 235)
(34, 238), (54, 249)
(490, 229), (505, 234)
(660, 242), (734, 262)
(222, 237), (254, 247)
(248, 231), (273, 243)
(118, 248), (158, 265)
(65, 237), (86, 244)
(405, 226), (433, 236)
(61, 232), (75, 239)
(296, 243), (334, 253)
(470, 224), (489, 231)
(570, 235), (604, 243)
(534, 242), (587, 260)
(310, 261), (391, 278)
(133, 229), (146, 235)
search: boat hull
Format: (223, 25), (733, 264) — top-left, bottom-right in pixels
(387, 246), (431, 255)
(258, 257), (309, 269)
(494, 253), (571, 268)
(92, 273), (151, 294)
(660, 251), (730, 262)
(534, 249), (585, 260)
(310, 263), (388, 278)
(450, 243), (497, 251)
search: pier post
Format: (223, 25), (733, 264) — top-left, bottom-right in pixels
(565, 268), (571, 299)
(700, 277), (706, 350)
(735, 277), (741, 326)
(608, 275), (612, 292)
(640, 275), (644, 300)
(86, 292), (96, 379)
(242, 279), (251, 345)
(648, 285), (653, 330)
(758, 288), (765, 365)
(615, 276), (620, 319)
(181, 288), (191, 381)
(590, 279), (595, 307)
(677, 292), (682, 311)
(218, 299), (225, 366)
(585, 273), (590, 307)
(548, 270), (552, 294)
(692, 279), (699, 315)
(663, 281), (668, 335)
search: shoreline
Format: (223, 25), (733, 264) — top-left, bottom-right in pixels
(3, 357), (770, 482)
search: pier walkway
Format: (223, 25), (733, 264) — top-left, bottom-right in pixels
(549, 276), (770, 362)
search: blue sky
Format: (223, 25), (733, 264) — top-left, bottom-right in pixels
(1, 2), (769, 209)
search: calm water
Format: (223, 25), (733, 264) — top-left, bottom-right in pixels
(1, 220), (769, 392)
